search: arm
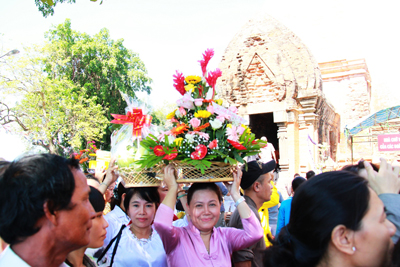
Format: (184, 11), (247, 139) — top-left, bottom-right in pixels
(98, 158), (118, 194)
(276, 202), (286, 236)
(364, 159), (400, 243)
(153, 164), (181, 253)
(230, 166), (252, 219)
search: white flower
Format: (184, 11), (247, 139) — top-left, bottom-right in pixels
(209, 119), (223, 130)
(185, 133), (195, 143)
(167, 135), (176, 145)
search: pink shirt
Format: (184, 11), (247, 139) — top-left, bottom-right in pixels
(154, 204), (263, 267)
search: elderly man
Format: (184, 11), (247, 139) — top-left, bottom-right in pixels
(0, 154), (95, 267)
(229, 160), (276, 267)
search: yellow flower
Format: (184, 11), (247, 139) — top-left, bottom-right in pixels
(174, 137), (183, 147)
(194, 110), (212, 119)
(215, 99), (223, 105)
(227, 124), (232, 128)
(185, 84), (196, 92)
(166, 109), (177, 120)
(185, 75), (202, 84)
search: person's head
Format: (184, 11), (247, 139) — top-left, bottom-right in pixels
(124, 187), (160, 230)
(0, 160), (10, 176)
(0, 154), (95, 250)
(86, 174), (100, 189)
(293, 173), (300, 178)
(342, 160), (379, 179)
(263, 171), (395, 267)
(87, 186), (108, 248)
(241, 160), (276, 203)
(261, 136), (267, 142)
(305, 170), (315, 179)
(110, 182), (126, 211)
(291, 176), (306, 193)
(157, 181), (169, 203)
(187, 183), (222, 233)
(104, 182), (116, 203)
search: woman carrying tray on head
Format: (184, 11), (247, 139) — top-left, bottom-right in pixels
(153, 164), (263, 266)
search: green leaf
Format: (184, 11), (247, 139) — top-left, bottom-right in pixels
(232, 150), (245, 164)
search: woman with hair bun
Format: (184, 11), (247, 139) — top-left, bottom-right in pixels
(263, 170), (396, 267)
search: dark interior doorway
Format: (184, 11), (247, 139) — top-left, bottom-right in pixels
(249, 113), (279, 153)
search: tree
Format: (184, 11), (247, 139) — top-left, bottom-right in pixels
(1, 45), (109, 155)
(42, 20), (152, 149)
(34, 0), (102, 18)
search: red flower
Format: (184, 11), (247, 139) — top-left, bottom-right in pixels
(190, 144), (208, 160)
(208, 139), (218, 149)
(227, 139), (247, 150)
(173, 71), (186, 95)
(154, 145), (166, 156)
(198, 49), (214, 76)
(79, 157), (89, 164)
(163, 153), (178, 160)
(206, 68), (222, 89)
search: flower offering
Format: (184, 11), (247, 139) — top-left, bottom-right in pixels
(138, 49), (266, 174)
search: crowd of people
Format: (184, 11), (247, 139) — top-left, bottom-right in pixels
(0, 153), (399, 267)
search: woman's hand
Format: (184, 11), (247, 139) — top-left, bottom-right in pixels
(364, 158), (400, 195)
(163, 164), (178, 190)
(229, 165), (243, 202)
(103, 158), (118, 185)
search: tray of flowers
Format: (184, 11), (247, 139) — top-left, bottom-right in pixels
(137, 49), (267, 182)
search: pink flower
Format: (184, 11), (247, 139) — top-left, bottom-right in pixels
(196, 132), (210, 141)
(198, 49), (214, 76)
(237, 125), (245, 135)
(228, 105), (238, 114)
(206, 104), (214, 114)
(173, 71), (186, 96)
(194, 98), (203, 107)
(189, 118), (201, 129)
(208, 139), (218, 149)
(177, 93), (194, 109)
(157, 130), (171, 141)
(205, 68), (222, 90)
(216, 115), (225, 123)
(178, 107), (187, 116)
(226, 126), (239, 142)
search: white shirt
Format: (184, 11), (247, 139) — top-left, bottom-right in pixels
(260, 142), (275, 163)
(106, 226), (167, 267)
(0, 246), (68, 267)
(104, 206), (130, 247)
(172, 215), (189, 227)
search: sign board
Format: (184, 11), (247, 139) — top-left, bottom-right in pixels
(378, 134), (400, 151)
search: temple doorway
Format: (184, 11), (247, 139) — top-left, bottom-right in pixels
(249, 113), (279, 160)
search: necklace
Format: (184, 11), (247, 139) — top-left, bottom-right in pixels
(129, 227), (153, 243)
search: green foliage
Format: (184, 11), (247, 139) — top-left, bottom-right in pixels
(42, 19), (152, 149)
(34, 0), (102, 18)
(0, 45), (108, 154)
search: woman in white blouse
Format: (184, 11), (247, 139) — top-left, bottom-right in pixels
(99, 187), (167, 267)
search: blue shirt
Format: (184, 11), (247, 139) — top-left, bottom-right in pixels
(216, 182), (228, 212)
(276, 197), (292, 236)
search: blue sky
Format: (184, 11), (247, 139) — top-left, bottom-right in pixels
(1, 0), (399, 160)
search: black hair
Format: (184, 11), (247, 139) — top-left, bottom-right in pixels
(292, 176), (306, 192)
(89, 186), (105, 213)
(305, 170), (315, 179)
(0, 154), (79, 245)
(342, 159), (379, 174)
(187, 183), (223, 205)
(86, 174), (100, 183)
(123, 187), (160, 212)
(263, 171), (370, 267)
(111, 182), (126, 210)
(0, 160), (10, 176)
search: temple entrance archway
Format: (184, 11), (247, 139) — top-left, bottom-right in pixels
(249, 113), (279, 160)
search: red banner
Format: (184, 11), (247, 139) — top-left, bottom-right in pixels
(378, 134), (400, 151)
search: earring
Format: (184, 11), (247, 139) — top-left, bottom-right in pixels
(352, 246), (356, 252)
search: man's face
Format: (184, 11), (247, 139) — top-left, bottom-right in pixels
(55, 169), (95, 250)
(257, 172), (273, 202)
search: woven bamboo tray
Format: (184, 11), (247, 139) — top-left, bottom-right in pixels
(118, 164), (163, 187)
(172, 161), (234, 183)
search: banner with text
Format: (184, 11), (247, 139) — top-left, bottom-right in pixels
(378, 134), (400, 151)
